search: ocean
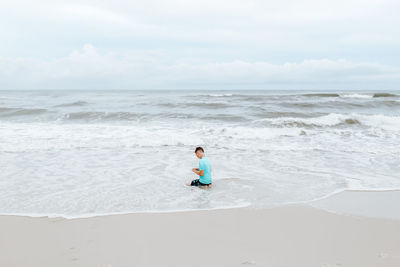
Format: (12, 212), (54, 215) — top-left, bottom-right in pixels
(0, 89), (399, 218)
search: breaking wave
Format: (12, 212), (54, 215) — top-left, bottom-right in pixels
(254, 113), (400, 130)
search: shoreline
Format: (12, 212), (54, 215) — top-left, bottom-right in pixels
(1, 190), (400, 267)
(1, 189), (399, 220)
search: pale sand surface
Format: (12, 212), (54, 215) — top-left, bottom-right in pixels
(309, 190), (400, 220)
(1, 192), (400, 267)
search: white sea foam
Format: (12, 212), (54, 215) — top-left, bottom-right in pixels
(0, 90), (399, 218)
(208, 93), (233, 97)
(341, 94), (373, 99)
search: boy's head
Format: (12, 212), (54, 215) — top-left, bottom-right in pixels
(195, 147), (204, 159)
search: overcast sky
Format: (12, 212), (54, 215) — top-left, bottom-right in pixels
(1, 0), (399, 90)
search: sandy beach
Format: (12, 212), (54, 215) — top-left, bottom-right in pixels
(1, 191), (399, 267)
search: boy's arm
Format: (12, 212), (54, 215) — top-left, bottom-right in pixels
(192, 168), (204, 176)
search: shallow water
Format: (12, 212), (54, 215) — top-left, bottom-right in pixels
(0, 89), (399, 218)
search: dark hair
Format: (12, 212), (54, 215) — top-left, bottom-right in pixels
(195, 147), (204, 153)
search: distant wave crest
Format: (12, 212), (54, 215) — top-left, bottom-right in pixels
(373, 93), (397, 98)
(53, 101), (89, 107)
(0, 107), (47, 117)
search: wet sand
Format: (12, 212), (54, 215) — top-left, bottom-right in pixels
(1, 191), (400, 267)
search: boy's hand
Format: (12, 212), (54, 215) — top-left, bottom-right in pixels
(191, 168), (203, 176)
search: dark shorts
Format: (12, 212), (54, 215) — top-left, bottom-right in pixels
(190, 179), (212, 186)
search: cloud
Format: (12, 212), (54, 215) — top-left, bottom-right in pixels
(0, 44), (398, 90)
(0, 1), (399, 89)
(1, 0), (400, 47)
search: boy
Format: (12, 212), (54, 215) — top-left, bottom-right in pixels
(186, 147), (212, 187)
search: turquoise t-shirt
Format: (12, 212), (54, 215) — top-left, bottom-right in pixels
(199, 156), (212, 184)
